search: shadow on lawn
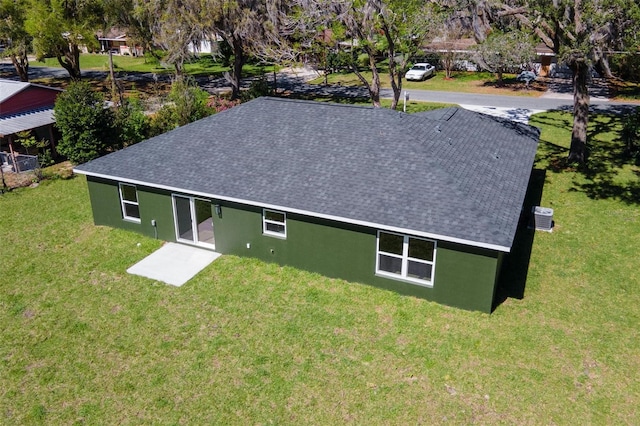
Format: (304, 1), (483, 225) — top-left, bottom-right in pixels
(493, 168), (546, 310)
(576, 108), (640, 205)
(534, 105), (640, 205)
(481, 77), (546, 94)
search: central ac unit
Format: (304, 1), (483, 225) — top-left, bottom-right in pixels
(532, 206), (554, 232)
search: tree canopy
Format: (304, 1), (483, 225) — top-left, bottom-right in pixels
(473, 29), (535, 85)
(26, 0), (104, 80)
(0, 0), (31, 81)
(499, 0), (640, 164)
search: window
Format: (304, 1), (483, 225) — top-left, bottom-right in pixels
(263, 209), (286, 238)
(119, 183), (141, 223)
(376, 231), (436, 286)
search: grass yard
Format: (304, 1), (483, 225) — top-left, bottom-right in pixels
(1, 111), (640, 423)
(310, 70), (547, 97)
(31, 55), (158, 73)
(31, 54), (276, 77)
(297, 93), (456, 113)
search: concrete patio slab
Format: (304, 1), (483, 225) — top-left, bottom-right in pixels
(127, 243), (221, 286)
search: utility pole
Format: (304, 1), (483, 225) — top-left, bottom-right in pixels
(109, 51), (123, 105)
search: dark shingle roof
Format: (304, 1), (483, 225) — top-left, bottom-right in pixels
(74, 97), (539, 251)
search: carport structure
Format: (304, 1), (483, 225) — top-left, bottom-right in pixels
(0, 79), (62, 172)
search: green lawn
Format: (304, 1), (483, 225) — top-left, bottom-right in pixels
(31, 54), (276, 77)
(310, 70), (547, 97)
(1, 112), (639, 423)
(301, 94), (456, 113)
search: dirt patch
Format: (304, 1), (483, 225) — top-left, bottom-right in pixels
(1, 170), (36, 190)
(609, 79), (640, 102)
(478, 79), (547, 96)
(30, 75), (173, 106)
(1, 161), (75, 192)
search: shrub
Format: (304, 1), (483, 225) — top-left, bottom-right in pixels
(114, 99), (150, 147)
(240, 76), (272, 102)
(53, 82), (116, 164)
(207, 96), (241, 113)
(148, 77), (213, 136)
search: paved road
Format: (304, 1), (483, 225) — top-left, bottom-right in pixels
(272, 69), (638, 122)
(383, 88), (637, 108)
(381, 83), (637, 123)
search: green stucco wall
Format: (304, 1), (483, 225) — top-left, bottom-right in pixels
(85, 177), (501, 312)
(86, 177), (175, 241)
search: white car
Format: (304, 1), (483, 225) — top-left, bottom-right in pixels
(405, 63), (435, 81)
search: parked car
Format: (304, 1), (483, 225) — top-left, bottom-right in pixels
(516, 71), (537, 83)
(405, 63), (436, 81)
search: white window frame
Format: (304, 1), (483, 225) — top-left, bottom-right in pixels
(119, 183), (141, 223)
(375, 231), (436, 287)
(262, 209), (287, 238)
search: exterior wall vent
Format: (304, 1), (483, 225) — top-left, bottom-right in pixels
(533, 206), (554, 232)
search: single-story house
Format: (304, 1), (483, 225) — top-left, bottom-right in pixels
(74, 97), (540, 312)
(422, 38), (558, 76)
(188, 34), (224, 55)
(0, 79), (62, 172)
(95, 29), (144, 56)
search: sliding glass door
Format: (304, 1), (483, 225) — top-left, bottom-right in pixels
(173, 195), (215, 249)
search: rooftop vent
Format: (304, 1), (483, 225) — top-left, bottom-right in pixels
(532, 206), (554, 232)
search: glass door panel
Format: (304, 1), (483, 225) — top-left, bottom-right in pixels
(174, 195), (194, 242)
(195, 199), (215, 247)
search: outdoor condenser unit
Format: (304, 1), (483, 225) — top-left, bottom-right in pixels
(533, 206), (554, 232)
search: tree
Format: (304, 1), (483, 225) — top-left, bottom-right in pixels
(293, 0), (432, 108)
(378, 0), (440, 109)
(14, 130), (54, 169)
(335, 0), (385, 107)
(136, 0), (204, 76)
(501, 0), (640, 165)
(25, 0), (104, 80)
(0, 0), (31, 81)
(199, 0), (282, 99)
(149, 77), (213, 136)
(473, 29), (535, 86)
(433, 20), (466, 80)
(104, 0), (156, 57)
(54, 82), (116, 164)
(130, 0), (282, 99)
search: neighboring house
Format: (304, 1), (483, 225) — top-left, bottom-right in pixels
(188, 35), (223, 55)
(0, 79), (62, 172)
(96, 29), (144, 56)
(422, 38), (558, 76)
(74, 97), (540, 313)
(534, 43), (557, 77)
